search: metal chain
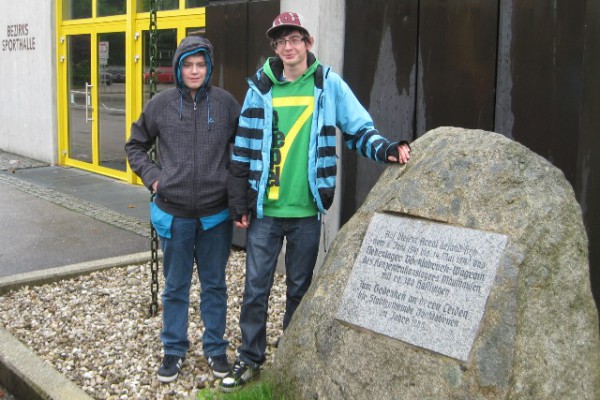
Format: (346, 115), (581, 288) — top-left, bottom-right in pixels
(148, 0), (158, 100)
(148, 0), (160, 317)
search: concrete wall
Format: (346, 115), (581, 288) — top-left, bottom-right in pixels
(0, 1), (57, 163)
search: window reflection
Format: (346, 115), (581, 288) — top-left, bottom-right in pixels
(98, 32), (127, 171)
(98, 0), (126, 17)
(67, 35), (92, 163)
(63, 0), (92, 20)
(186, 0), (208, 8)
(138, 0), (179, 12)
(186, 27), (206, 36)
(142, 29), (177, 105)
(64, 0), (208, 19)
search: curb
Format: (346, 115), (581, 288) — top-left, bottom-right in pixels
(0, 327), (93, 400)
(0, 252), (157, 400)
(0, 252), (154, 296)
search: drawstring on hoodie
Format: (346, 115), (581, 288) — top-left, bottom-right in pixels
(177, 88), (212, 130)
(206, 91), (212, 130)
(179, 91), (183, 120)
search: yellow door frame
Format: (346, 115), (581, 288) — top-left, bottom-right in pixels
(55, 0), (205, 184)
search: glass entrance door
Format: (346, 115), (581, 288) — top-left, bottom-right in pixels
(63, 29), (128, 175)
(98, 32), (127, 171)
(67, 34), (93, 164)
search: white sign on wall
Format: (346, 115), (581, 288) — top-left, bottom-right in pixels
(2, 23), (36, 51)
(99, 41), (109, 65)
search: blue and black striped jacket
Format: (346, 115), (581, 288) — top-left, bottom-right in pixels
(228, 53), (400, 220)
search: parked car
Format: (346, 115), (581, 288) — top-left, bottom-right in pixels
(100, 71), (113, 86)
(143, 66), (174, 84)
(105, 66), (125, 83)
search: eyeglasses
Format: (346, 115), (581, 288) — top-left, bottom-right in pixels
(274, 36), (304, 49)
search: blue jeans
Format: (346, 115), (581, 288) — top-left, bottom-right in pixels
(238, 216), (321, 366)
(159, 217), (232, 358)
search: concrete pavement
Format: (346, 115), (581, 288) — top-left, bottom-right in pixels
(0, 158), (151, 277)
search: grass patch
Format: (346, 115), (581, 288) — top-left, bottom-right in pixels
(196, 380), (279, 400)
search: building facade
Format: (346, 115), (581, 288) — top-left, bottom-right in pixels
(1, 0), (599, 310)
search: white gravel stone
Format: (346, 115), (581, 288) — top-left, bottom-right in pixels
(0, 249), (286, 399)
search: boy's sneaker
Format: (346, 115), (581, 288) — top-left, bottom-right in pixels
(219, 358), (260, 392)
(206, 354), (230, 378)
(157, 355), (185, 383)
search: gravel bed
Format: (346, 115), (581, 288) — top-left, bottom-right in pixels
(0, 250), (286, 399)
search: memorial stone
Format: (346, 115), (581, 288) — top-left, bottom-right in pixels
(269, 127), (600, 400)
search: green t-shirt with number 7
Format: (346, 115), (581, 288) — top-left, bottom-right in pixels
(263, 59), (319, 218)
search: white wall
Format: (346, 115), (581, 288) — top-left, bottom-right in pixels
(0, 1), (57, 163)
(280, 0), (346, 71)
(279, 0), (346, 266)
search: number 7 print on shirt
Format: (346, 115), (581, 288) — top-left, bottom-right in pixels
(268, 96), (314, 200)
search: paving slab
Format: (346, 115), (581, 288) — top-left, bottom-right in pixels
(0, 183), (149, 277)
(10, 166), (150, 220)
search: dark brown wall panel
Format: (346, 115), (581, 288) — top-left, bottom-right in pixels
(342, 0), (419, 224)
(206, 3), (248, 103)
(496, 0), (585, 184)
(342, 0), (597, 314)
(248, 0), (280, 75)
(579, 0), (600, 319)
(417, 0), (498, 134)
(206, 0), (279, 104)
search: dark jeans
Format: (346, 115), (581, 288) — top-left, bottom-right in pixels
(238, 215), (321, 366)
(159, 217), (232, 358)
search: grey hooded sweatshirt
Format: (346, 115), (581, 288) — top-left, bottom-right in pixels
(125, 35), (241, 218)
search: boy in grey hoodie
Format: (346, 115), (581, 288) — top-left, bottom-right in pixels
(126, 35), (240, 383)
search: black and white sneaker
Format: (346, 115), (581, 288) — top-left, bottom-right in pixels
(207, 354), (230, 378)
(219, 358), (260, 392)
(157, 355), (185, 383)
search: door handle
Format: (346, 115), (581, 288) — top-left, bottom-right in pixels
(85, 82), (94, 122)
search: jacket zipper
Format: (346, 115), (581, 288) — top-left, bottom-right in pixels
(192, 98), (197, 210)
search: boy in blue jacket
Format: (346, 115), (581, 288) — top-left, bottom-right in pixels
(223, 12), (411, 391)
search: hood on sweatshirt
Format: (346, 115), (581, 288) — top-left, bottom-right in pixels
(173, 35), (213, 90)
(171, 35), (214, 126)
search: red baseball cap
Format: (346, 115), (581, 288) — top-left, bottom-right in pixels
(266, 12), (310, 38)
